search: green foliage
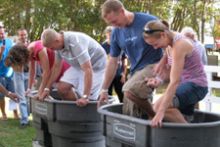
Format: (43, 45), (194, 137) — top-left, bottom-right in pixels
(0, 0), (219, 42)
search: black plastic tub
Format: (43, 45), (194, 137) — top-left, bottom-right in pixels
(98, 103), (220, 147)
(46, 99), (107, 147)
(30, 90), (114, 147)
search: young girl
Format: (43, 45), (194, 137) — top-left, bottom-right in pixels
(143, 20), (208, 127)
(5, 41), (70, 99)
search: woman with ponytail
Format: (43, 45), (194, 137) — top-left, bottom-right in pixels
(143, 20), (208, 127)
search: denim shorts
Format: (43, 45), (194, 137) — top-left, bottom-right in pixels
(173, 82), (208, 115)
(0, 77), (15, 99)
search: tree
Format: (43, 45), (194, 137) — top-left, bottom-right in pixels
(0, 0), (219, 43)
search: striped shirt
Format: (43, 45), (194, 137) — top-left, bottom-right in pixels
(167, 33), (207, 87)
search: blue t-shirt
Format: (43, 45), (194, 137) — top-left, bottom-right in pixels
(110, 12), (163, 74)
(102, 41), (125, 77)
(0, 38), (13, 77)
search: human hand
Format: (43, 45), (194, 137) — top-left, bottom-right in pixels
(151, 111), (165, 128)
(8, 92), (19, 102)
(25, 88), (31, 96)
(38, 90), (49, 101)
(145, 77), (161, 88)
(76, 98), (89, 107)
(97, 91), (108, 108)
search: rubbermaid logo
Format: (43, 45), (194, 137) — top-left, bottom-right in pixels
(113, 123), (136, 142)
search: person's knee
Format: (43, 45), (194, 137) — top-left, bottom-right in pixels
(56, 82), (72, 95)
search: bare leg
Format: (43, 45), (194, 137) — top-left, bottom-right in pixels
(13, 109), (19, 119)
(164, 108), (187, 123)
(124, 91), (155, 119)
(0, 98), (7, 120)
(57, 82), (78, 101)
(124, 91), (187, 123)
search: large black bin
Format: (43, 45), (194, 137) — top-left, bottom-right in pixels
(98, 103), (220, 147)
(46, 99), (106, 147)
(30, 90), (114, 147)
(30, 94), (52, 147)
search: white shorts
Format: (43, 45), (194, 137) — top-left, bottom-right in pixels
(60, 67), (105, 100)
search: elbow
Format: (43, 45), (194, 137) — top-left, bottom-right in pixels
(170, 79), (180, 88)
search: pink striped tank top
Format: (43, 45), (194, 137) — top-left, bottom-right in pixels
(167, 33), (207, 87)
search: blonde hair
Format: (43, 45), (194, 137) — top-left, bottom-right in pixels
(143, 20), (169, 38)
(101, 0), (124, 18)
(41, 28), (58, 47)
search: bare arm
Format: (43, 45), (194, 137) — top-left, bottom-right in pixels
(76, 60), (95, 107)
(102, 56), (119, 89)
(38, 48), (51, 95)
(153, 51), (168, 79)
(39, 55), (62, 100)
(28, 59), (36, 90)
(121, 56), (128, 83)
(45, 56), (62, 89)
(0, 45), (5, 60)
(80, 60), (93, 98)
(98, 56), (119, 104)
(0, 85), (18, 102)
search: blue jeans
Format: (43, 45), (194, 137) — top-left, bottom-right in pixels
(13, 72), (29, 124)
(174, 82), (208, 115)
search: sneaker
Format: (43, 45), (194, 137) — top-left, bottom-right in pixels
(19, 123), (30, 129)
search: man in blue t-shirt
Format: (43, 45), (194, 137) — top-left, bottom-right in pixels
(98, 0), (163, 118)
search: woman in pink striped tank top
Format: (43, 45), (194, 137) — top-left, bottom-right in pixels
(142, 20), (208, 128)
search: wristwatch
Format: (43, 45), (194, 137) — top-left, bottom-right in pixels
(82, 94), (88, 99)
(44, 88), (50, 92)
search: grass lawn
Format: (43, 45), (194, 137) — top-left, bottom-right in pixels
(0, 118), (35, 147)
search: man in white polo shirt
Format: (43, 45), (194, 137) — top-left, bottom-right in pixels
(40, 29), (107, 107)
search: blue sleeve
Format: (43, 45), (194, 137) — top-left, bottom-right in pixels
(110, 30), (121, 57)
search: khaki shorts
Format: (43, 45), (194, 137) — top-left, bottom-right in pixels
(122, 64), (155, 118)
(122, 64), (155, 100)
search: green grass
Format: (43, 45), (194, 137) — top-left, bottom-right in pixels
(0, 119), (35, 147)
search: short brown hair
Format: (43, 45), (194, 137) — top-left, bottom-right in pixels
(101, 0), (124, 18)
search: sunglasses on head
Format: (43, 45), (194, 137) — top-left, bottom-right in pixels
(143, 27), (164, 34)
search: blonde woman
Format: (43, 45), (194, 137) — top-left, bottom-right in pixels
(143, 20), (208, 127)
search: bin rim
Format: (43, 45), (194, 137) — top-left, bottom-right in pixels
(98, 103), (220, 128)
(28, 90), (115, 105)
